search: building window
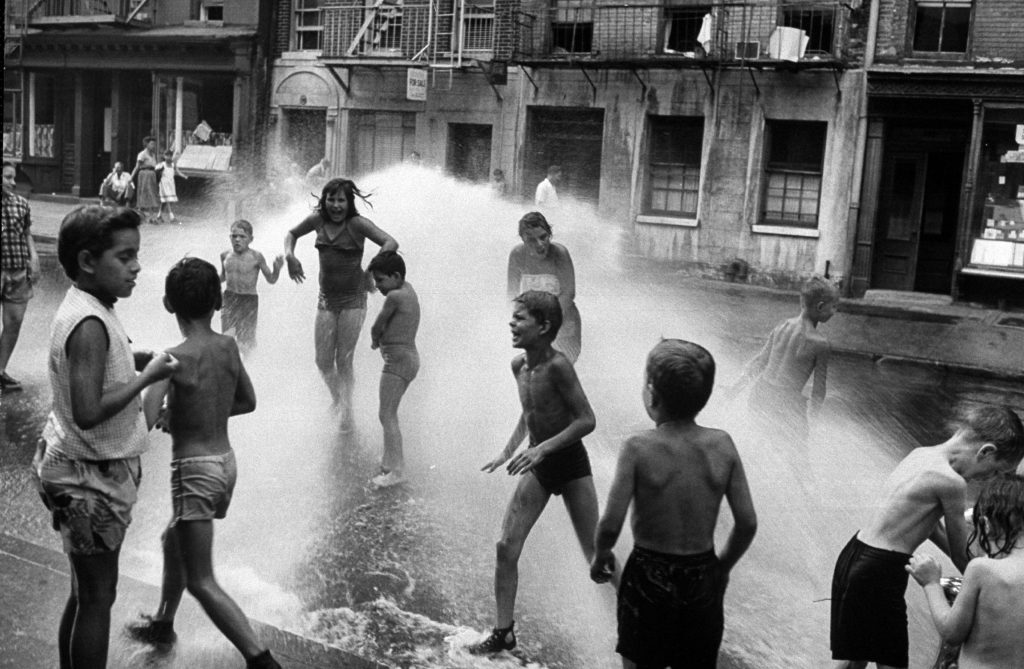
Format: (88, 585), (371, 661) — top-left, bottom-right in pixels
(762, 120), (827, 228)
(462, 1), (495, 53)
(663, 5), (711, 54)
(781, 2), (835, 55)
(3, 70), (23, 160)
(201, 1), (224, 22)
(28, 73), (56, 159)
(645, 116), (704, 218)
(362, 0), (403, 55)
(913, 0), (971, 53)
(550, 0), (593, 53)
(294, 0), (323, 51)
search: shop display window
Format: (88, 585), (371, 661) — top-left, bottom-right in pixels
(28, 73), (56, 159)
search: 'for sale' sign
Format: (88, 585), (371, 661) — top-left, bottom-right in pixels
(407, 69), (427, 102)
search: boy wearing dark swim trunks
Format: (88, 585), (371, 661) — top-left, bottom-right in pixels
(591, 339), (758, 669)
(830, 404), (1023, 669)
(126, 258), (281, 669)
(367, 251), (420, 488)
(471, 290), (603, 655)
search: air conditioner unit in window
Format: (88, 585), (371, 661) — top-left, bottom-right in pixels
(735, 41), (760, 59)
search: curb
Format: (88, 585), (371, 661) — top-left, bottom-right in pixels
(831, 348), (1024, 384)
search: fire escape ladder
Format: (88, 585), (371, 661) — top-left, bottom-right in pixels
(347, 0), (388, 56)
(431, 0), (459, 89)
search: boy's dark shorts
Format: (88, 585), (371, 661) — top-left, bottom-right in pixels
(617, 545), (724, 668)
(830, 533), (911, 668)
(530, 440), (591, 496)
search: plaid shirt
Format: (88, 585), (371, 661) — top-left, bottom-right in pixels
(1, 189), (33, 270)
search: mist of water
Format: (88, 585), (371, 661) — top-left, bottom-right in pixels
(9, 162), (996, 668)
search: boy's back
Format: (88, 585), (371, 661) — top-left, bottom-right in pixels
(628, 423), (740, 555)
(959, 557), (1024, 669)
(859, 447), (967, 556)
(165, 331), (248, 459)
(759, 315), (828, 391)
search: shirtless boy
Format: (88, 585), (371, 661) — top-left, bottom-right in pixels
(128, 258), (280, 669)
(367, 251), (420, 488)
(220, 220), (283, 355)
(831, 403), (1024, 669)
(907, 473), (1024, 669)
(731, 276), (838, 439)
(471, 290), (601, 654)
(591, 339), (758, 669)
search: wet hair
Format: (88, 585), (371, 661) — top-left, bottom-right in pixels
(646, 339), (716, 420)
(165, 257), (222, 318)
(514, 290), (562, 340)
(367, 250), (406, 279)
(230, 219), (253, 237)
(316, 178), (371, 221)
(57, 205), (141, 280)
(951, 403), (1024, 464)
(518, 211), (552, 237)
(800, 276), (838, 309)
(968, 474), (1024, 559)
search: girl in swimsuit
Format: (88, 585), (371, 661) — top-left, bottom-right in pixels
(284, 178), (398, 431)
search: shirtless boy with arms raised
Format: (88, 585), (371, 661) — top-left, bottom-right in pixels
(591, 339), (758, 669)
(731, 276), (838, 439)
(471, 290), (603, 654)
(831, 404), (1024, 669)
(220, 219), (283, 355)
(128, 258), (280, 669)
(367, 250), (420, 488)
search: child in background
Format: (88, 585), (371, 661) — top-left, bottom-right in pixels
(830, 404), (1024, 669)
(220, 220), (283, 356)
(127, 258), (280, 669)
(367, 251), (420, 488)
(907, 473), (1024, 669)
(33, 205), (177, 668)
(156, 150), (187, 224)
(729, 275), (839, 441)
(591, 339), (758, 669)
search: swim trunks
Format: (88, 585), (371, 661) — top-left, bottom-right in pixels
(617, 546), (724, 668)
(169, 450), (237, 525)
(34, 448), (142, 555)
(530, 440), (591, 495)
(380, 343), (420, 383)
(830, 533), (911, 668)
(222, 291), (259, 350)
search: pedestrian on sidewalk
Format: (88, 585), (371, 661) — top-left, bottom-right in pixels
(1, 161), (40, 393)
(156, 149), (188, 224)
(130, 136), (160, 224)
(99, 161), (133, 206)
(534, 164), (561, 213)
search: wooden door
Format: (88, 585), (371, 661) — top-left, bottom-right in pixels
(871, 154), (927, 291)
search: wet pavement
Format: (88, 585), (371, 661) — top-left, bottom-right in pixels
(3, 168), (1024, 668)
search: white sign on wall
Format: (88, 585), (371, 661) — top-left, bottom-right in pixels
(1016, 124), (1024, 146)
(407, 69), (427, 102)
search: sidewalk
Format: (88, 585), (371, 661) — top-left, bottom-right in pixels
(24, 195), (1024, 382)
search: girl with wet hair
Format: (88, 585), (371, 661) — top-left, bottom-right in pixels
(284, 178), (398, 432)
(907, 474), (1024, 668)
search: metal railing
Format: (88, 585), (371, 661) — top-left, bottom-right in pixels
(513, 1), (850, 64)
(29, 0), (149, 23)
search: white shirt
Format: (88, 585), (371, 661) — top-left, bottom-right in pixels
(535, 178), (559, 208)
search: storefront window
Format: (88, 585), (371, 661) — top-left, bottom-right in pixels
(3, 70), (22, 160)
(966, 107), (1024, 275)
(29, 73), (56, 159)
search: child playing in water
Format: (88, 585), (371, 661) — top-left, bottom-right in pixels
(126, 258), (281, 669)
(367, 250), (420, 488)
(730, 275), (839, 440)
(830, 403), (1024, 669)
(471, 290), (601, 655)
(591, 339), (758, 669)
(33, 206), (178, 669)
(907, 473), (1024, 669)
(220, 219), (284, 356)
(155, 149), (187, 224)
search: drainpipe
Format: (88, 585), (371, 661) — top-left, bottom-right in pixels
(841, 0), (879, 296)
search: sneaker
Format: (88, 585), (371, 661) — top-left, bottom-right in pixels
(371, 471), (406, 489)
(125, 614), (176, 646)
(247, 650), (282, 669)
(468, 623), (516, 654)
(0, 372), (23, 393)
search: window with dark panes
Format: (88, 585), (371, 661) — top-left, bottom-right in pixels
(646, 116), (704, 218)
(913, 0), (971, 53)
(550, 0), (593, 53)
(294, 0), (323, 51)
(663, 5), (711, 53)
(781, 2), (835, 54)
(762, 120), (827, 228)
